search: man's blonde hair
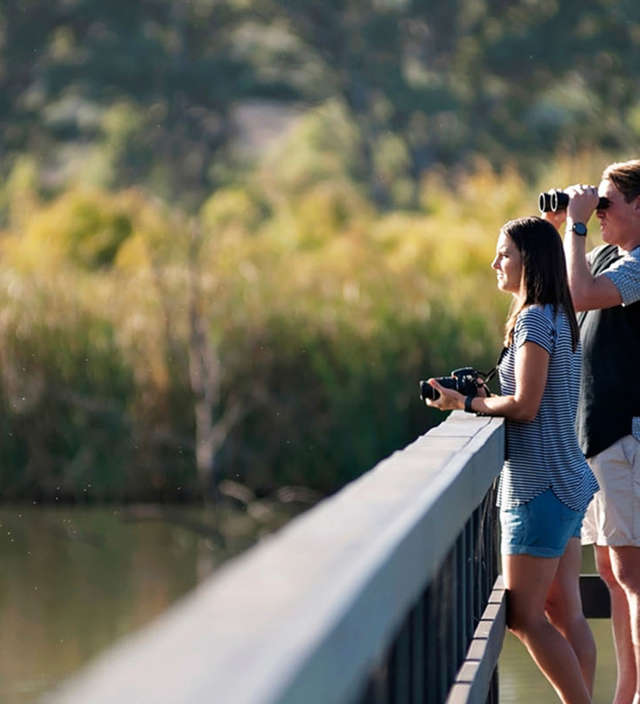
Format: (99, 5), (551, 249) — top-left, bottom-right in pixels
(603, 159), (640, 202)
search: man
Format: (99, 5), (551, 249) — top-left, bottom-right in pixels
(547, 160), (640, 704)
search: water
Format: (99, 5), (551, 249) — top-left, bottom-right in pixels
(499, 547), (617, 703)
(0, 503), (295, 703)
(500, 621), (616, 703)
(0, 507), (619, 703)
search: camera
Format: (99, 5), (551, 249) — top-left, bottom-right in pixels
(419, 367), (484, 402)
(538, 189), (610, 213)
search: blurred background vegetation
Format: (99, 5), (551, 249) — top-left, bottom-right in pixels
(0, 0), (637, 502)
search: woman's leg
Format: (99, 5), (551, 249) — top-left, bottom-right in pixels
(503, 552), (592, 704)
(545, 537), (596, 694)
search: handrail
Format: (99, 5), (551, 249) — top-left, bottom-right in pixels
(44, 412), (505, 704)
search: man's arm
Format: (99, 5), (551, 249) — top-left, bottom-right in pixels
(564, 217), (622, 311)
(564, 186), (623, 312)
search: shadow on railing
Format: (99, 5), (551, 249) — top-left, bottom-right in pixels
(45, 412), (508, 704)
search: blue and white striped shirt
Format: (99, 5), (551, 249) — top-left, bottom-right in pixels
(497, 304), (599, 511)
(603, 244), (640, 307)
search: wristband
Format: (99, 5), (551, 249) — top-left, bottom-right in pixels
(464, 396), (474, 413)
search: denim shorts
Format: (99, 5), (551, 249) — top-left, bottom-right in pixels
(500, 488), (584, 558)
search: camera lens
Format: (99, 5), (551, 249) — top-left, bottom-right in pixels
(419, 380), (439, 401)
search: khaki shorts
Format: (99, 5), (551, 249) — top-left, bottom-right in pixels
(582, 435), (640, 546)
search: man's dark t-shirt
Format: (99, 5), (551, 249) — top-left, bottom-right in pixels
(577, 244), (640, 458)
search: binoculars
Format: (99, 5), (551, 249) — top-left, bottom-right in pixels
(538, 189), (610, 212)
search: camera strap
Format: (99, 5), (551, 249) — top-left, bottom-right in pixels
(478, 347), (508, 390)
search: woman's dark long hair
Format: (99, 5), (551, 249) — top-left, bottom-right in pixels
(502, 216), (580, 351)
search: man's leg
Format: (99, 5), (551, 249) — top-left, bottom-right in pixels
(583, 436), (640, 702)
(595, 546), (636, 704)
(609, 546), (640, 704)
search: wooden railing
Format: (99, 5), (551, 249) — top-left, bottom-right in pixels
(45, 412), (507, 704)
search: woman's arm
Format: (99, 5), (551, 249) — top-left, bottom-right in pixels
(425, 341), (549, 422)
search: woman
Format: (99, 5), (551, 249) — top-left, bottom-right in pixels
(426, 216), (599, 704)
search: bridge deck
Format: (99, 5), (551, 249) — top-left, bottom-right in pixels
(45, 413), (610, 704)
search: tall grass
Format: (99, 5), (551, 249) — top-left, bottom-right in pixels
(0, 139), (611, 499)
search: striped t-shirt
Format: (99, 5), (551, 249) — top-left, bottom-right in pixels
(497, 304), (599, 511)
(601, 244), (640, 307)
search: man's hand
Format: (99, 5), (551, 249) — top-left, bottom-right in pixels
(542, 210), (566, 232)
(565, 184), (599, 224)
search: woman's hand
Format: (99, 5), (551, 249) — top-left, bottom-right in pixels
(424, 379), (465, 412)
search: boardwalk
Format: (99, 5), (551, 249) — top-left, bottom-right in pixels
(44, 412), (607, 704)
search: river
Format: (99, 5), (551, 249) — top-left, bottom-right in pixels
(0, 506), (618, 703)
(0, 503), (299, 703)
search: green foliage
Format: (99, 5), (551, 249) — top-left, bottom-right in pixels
(0, 293), (134, 498)
(0, 1), (633, 499)
(0, 141), (557, 499)
(227, 310), (495, 493)
(1, 1), (639, 209)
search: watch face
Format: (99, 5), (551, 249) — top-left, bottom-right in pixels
(572, 222), (587, 236)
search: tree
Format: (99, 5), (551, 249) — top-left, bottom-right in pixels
(0, 0), (293, 208)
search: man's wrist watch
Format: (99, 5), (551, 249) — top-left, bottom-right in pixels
(570, 222), (588, 237)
